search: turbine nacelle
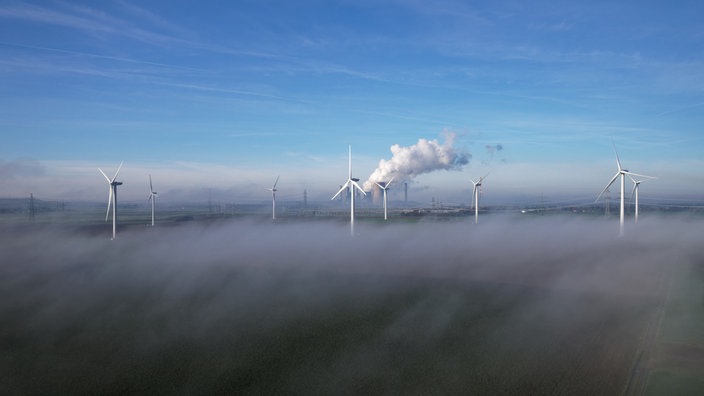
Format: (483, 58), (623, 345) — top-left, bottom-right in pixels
(148, 174), (158, 227)
(271, 176), (279, 190)
(332, 145), (366, 235)
(148, 175), (157, 201)
(599, 142), (657, 235)
(375, 177), (394, 191)
(471, 172), (489, 189)
(98, 161), (124, 239)
(375, 177), (394, 221)
(470, 173), (489, 224)
(268, 175), (280, 220)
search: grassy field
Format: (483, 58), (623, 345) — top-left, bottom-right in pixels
(643, 259), (704, 396)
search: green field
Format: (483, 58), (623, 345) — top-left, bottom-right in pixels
(643, 260), (704, 396)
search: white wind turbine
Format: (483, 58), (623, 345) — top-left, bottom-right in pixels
(629, 174), (656, 223)
(332, 145), (366, 235)
(98, 161), (124, 240)
(470, 173), (489, 224)
(375, 177), (394, 221)
(596, 144), (654, 236)
(148, 174), (157, 227)
(266, 176), (280, 220)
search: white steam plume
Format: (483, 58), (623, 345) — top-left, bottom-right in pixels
(363, 132), (470, 191)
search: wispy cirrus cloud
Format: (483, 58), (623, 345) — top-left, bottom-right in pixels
(0, 2), (188, 48)
(0, 41), (204, 72)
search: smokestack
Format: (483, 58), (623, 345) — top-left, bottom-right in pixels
(404, 182), (408, 202)
(363, 131), (470, 191)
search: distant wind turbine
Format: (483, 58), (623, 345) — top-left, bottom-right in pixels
(629, 174), (656, 223)
(375, 177), (394, 221)
(332, 146), (366, 235)
(470, 173), (489, 224)
(98, 161), (124, 240)
(266, 176), (279, 220)
(596, 144), (654, 236)
(148, 174), (157, 227)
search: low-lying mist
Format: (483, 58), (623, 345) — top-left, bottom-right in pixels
(1, 215), (702, 395)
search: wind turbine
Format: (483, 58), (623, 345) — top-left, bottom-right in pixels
(596, 144), (654, 236)
(375, 177), (394, 221)
(148, 174), (157, 226)
(629, 174), (656, 223)
(470, 173), (489, 224)
(98, 161), (123, 240)
(332, 145), (366, 235)
(266, 176), (279, 220)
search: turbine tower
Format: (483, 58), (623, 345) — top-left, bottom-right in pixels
(470, 173), (489, 224)
(28, 193), (35, 220)
(266, 176), (280, 220)
(375, 177), (394, 221)
(98, 161), (124, 240)
(332, 145), (366, 235)
(596, 144), (654, 236)
(629, 174), (655, 223)
(148, 174), (157, 226)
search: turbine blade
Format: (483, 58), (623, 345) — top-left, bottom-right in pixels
(331, 181), (350, 200)
(387, 176), (394, 186)
(106, 188), (113, 222)
(351, 180), (366, 195)
(149, 174), (153, 192)
(611, 143), (625, 172)
(112, 161), (124, 182)
(375, 181), (384, 189)
(273, 175), (280, 189)
(98, 168), (111, 183)
(624, 171), (656, 179)
(596, 173), (620, 202)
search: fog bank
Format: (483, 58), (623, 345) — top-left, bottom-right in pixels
(1, 216), (701, 394)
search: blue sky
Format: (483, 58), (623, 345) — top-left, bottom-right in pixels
(1, 0), (703, 204)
